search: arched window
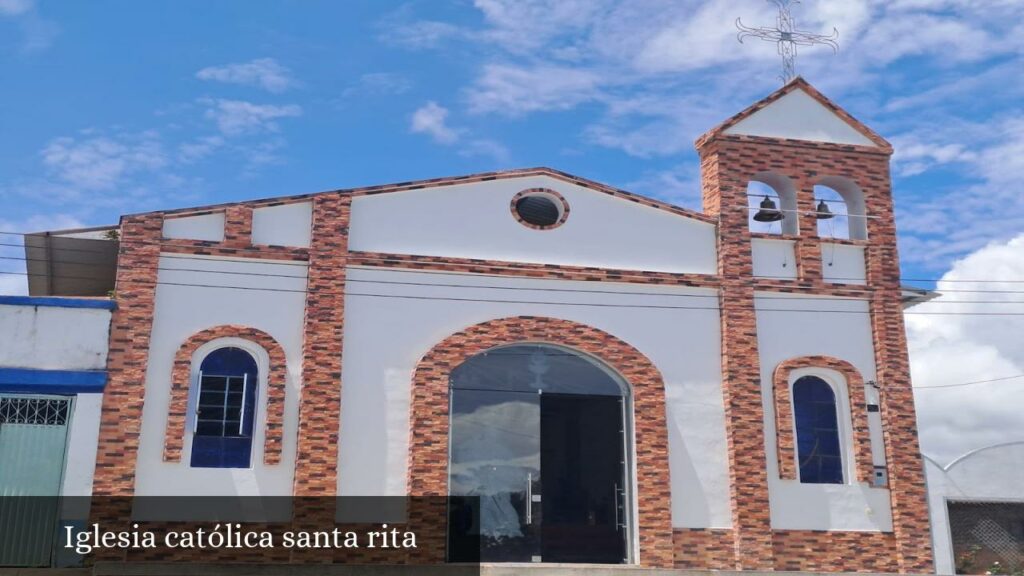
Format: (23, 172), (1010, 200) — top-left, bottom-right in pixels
(747, 173), (798, 235)
(190, 347), (258, 468)
(793, 375), (843, 484)
(814, 176), (868, 240)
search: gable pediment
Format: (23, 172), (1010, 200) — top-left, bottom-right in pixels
(724, 88), (877, 146)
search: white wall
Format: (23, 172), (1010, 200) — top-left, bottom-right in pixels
(339, 266), (732, 531)
(133, 254), (307, 498)
(822, 243), (867, 285)
(926, 443), (1024, 574)
(252, 202), (312, 247)
(348, 174), (718, 275)
(0, 304), (111, 370)
(61, 393), (103, 498)
(755, 292), (892, 531)
(751, 238), (797, 280)
(162, 213), (225, 242)
(724, 88), (878, 147)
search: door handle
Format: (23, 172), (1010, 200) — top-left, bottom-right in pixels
(526, 472), (533, 525)
(614, 482), (625, 530)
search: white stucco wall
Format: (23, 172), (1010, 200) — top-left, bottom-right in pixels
(751, 238), (797, 280)
(61, 393), (103, 497)
(724, 88), (877, 147)
(338, 266), (733, 531)
(133, 254), (306, 498)
(755, 293), (892, 531)
(926, 443), (1024, 574)
(0, 304), (111, 370)
(822, 243), (867, 284)
(162, 212), (225, 242)
(252, 202), (312, 247)
(348, 175), (718, 275)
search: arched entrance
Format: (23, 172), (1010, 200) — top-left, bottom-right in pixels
(407, 316), (673, 568)
(447, 344), (630, 563)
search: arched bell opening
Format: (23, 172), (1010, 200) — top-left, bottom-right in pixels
(747, 172), (799, 235)
(814, 176), (868, 240)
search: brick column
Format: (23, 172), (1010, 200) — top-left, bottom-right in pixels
(90, 214), (163, 561)
(293, 193), (349, 496)
(93, 214), (163, 496)
(700, 144), (775, 570)
(223, 205), (253, 248)
(794, 180), (824, 283)
(866, 187), (935, 573)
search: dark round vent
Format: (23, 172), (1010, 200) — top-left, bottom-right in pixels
(514, 195), (561, 227)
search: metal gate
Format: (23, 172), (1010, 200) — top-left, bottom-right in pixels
(0, 395), (73, 567)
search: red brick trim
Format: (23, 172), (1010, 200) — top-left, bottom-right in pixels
(348, 251), (720, 288)
(292, 193), (349, 497)
(162, 325), (288, 466)
(407, 316), (674, 568)
(223, 205), (253, 248)
(673, 529), (736, 570)
(93, 214), (164, 497)
(509, 188), (570, 230)
(772, 356), (874, 483)
(124, 167), (715, 226)
(160, 240), (309, 261)
(773, 530), (899, 572)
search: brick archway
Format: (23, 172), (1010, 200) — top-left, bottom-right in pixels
(772, 355), (873, 483)
(407, 316), (673, 568)
(163, 325), (288, 465)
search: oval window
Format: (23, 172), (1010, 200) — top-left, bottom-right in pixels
(515, 195), (559, 227)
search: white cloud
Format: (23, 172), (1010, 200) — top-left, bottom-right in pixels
(909, 234), (1024, 466)
(177, 135), (225, 163)
(195, 58), (296, 93)
(0, 0), (32, 16)
(467, 64), (602, 116)
(201, 99), (303, 136)
(41, 132), (167, 191)
(410, 101), (458, 144)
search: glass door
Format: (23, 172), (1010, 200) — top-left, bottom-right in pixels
(448, 387), (540, 562)
(446, 345), (629, 564)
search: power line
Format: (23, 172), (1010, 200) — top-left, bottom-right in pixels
(4, 233), (1024, 285)
(915, 374), (1024, 390)
(7, 263), (1024, 307)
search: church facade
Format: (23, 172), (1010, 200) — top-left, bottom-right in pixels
(11, 79), (936, 570)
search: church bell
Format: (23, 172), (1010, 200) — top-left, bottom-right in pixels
(815, 200), (835, 219)
(753, 196), (784, 222)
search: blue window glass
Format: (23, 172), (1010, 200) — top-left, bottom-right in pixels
(190, 347), (258, 469)
(793, 375), (843, 484)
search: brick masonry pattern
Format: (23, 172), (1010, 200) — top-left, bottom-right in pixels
(407, 316), (675, 568)
(697, 90), (934, 572)
(292, 193), (349, 497)
(90, 82), (934, 572)
(162, 324), (289, 465)
(772, 355), (874, 483)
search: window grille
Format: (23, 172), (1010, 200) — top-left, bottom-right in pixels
(950, 501), (1024, 575)
(0, 397), (70, 426)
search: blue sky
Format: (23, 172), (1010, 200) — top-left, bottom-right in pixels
(1, 0), (1022, 295)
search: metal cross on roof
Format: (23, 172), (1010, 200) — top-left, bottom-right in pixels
(736, 0), (839, 83)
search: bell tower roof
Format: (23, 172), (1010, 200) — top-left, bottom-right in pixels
(695, 77), (892, 152)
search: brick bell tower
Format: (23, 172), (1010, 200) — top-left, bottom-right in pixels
(695, 78), (934, 573)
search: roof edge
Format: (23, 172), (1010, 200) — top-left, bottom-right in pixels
(117, 167), (716, 225)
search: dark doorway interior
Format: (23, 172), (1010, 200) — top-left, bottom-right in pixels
(540, 393), (626, 563)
